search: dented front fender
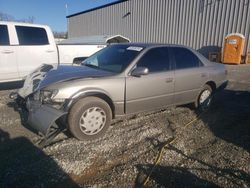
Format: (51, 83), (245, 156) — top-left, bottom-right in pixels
(27, 100), (67, 136)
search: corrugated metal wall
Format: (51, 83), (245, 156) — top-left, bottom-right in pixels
(68, 0), (250, 58)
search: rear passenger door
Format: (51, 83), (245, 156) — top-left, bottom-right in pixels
(0, 24), (19, 82)
(126, 47), (174, 114)
(170, 47), (208, 104)
(15, 25), (57, 78)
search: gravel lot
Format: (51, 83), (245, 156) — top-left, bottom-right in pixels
(0, 65), (250, 188)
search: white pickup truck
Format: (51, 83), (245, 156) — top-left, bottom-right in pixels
(0, 21), (130, 83)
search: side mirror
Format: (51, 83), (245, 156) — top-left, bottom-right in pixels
(131, 67), (149, 77)
(73, 57), (87, 65)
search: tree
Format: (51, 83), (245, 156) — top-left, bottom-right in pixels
(53, 31), (68, 39)
(0, 12), (35, 23)
(0, 12), (14, 21)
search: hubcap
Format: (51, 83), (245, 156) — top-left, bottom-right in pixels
(79, 107), (106, 135)
(199, 89), (212, 108)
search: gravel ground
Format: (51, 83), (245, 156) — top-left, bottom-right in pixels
(0, 65), (250, 188)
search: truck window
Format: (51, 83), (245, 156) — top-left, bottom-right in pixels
(15, 26), (49, 45)
(0, 25), (10, 45)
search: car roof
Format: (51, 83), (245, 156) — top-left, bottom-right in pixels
(112, 43), (191, 49)
(111, 43), (209, 64)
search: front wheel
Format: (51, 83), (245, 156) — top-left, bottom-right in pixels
(196, 84), (213, 112)
(68, 97), (112, 140)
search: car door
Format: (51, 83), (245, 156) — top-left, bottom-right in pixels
(0, 24), (19, 82)
(126, 47), (174, 114)
(15, 25), (57, 78)
(170, 47), (208, 105)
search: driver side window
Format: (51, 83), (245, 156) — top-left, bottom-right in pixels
(136, 47), (170, 73)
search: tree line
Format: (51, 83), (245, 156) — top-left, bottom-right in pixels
(0, 12), (35, 23)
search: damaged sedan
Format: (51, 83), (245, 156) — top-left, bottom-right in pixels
(13, 44), (227, 141)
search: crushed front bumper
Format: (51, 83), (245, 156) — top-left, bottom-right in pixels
(26, 99), (67, 136)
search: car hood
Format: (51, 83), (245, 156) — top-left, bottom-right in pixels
(18, 64), (115, 98)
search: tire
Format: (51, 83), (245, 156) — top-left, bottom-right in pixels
(195, 84), (213, 112)
(68, 97), (112, 140)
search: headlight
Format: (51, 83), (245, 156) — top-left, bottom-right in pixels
(40, 90), (58, 103)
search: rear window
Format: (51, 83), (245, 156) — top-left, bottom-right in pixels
(172, 47), (201, 69)
(0, 25), (10, 45)
(15, 26), (49, 45)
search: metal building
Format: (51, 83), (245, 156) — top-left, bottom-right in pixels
(67, 0), (250, 59)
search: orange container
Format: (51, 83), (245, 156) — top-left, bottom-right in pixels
(246, 52), (250, 64)
(222, 33), (245, 64)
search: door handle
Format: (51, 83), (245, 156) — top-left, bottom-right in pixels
(165, 77), (174, 83)
(1, 50), (14, 54)
(46, 50), (55, 53)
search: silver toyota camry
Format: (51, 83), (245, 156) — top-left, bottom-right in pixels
(16, 43), (227, 140)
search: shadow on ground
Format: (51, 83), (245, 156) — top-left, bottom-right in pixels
(136, 88), (250, 187)
(135, 145), (250, 188)
(0, 128), (79, 188)
(204, 89), (250, 152)
(135, 164), (218, 187)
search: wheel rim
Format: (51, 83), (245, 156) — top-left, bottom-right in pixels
(79, 107), (106, 135)
(199, 89), (212, 109)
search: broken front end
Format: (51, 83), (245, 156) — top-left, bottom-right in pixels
(26, 91), (67, 137)
(12, 64), (68, 142)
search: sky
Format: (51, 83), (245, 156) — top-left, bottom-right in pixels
(0, 0), (118, 32)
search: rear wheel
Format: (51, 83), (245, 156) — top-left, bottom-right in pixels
(196, 84), (213, 111)
(68, 97), (112, 140)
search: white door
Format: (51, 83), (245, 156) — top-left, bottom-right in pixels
(0, 24), (19, 82)
(15, 25), (57, 78)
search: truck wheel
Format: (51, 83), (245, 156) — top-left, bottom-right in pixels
(196, 84), (213, 112)
(68, 97), (112, 140)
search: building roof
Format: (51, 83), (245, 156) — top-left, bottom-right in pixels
(66, 0), (129, 18)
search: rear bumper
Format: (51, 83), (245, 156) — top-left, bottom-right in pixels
(26, 99), (67, 136)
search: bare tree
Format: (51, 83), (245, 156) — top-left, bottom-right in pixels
(53, 31), (68, 39)
(0, 12), (35, 23)
(0, 12), (14, 21)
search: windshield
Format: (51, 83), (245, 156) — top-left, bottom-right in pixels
(81, 45), (144, 73)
